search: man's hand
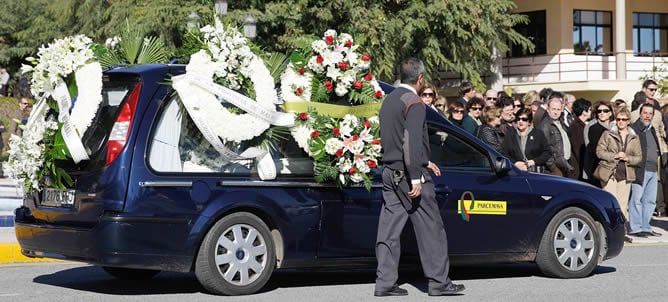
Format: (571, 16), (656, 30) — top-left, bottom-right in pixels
(427, 161), (441, 176)
(408, 183), (422, 198)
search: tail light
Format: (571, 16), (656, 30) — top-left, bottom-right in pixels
(106, 83), (142, 165)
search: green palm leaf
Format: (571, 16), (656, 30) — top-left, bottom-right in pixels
(136, 35), (170, 64)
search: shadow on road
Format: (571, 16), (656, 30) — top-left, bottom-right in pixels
(31, 263), (616, 296)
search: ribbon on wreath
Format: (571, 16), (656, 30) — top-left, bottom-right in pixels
(283, 101), (382, 118)
(51, 78), (90, 163)
(172, 74), (294, 180)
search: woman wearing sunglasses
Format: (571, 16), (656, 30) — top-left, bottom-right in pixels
(447, 102), (477, 135)
(466, 96), (485, 127)
(500, 108), (551, 172)
(595, 108), (641, 243)
(583, 100), (615, 187)
(418, 83), (437, 106)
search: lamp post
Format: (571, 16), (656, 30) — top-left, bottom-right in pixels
(243, 13), (257, 39)
(214, 0), (228, 16)
(187, 10), (200, 30)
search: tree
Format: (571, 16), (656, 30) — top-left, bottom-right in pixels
(234, 0), (534, 86)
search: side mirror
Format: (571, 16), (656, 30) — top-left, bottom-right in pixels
(493, 156), (512, 176)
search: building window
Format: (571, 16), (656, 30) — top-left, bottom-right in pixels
(633, 13), (668, 56)
(573, 10), (612, 55)
(508, 10), (546, 57)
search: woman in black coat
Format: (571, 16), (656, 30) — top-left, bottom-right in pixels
(501, 108), (551, 172)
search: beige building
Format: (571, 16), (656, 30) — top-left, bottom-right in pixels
(445, 0), (668, 103)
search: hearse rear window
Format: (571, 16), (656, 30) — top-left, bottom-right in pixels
(147, 95), (314, 177)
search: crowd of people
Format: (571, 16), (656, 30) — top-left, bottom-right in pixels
(422, 79), (666, 243)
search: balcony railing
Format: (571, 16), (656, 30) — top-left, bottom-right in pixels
(436, 52), (668, 87)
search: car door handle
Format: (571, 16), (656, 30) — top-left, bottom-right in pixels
(434, 185), (452, 194)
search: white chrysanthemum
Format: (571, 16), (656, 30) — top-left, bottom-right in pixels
(339, 123), (354, 138)
(350, 173), (364, 183)
(349, 139), (364, 154)
(325, 138), (343, 155)
(335, 85), (349, 97)
(341, 114), (359, 128)
(338, 158), (353, 173)
(367, 116), (379, 124)
(354, 156), (371, 174)
(321, 50), (344, 68)
(290, 124), (313, 155)
(312, 40), (328, 54)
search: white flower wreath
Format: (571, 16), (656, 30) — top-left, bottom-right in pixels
(185, 50), (277, 142)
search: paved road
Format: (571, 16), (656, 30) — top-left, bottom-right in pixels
(0, 245), (666, 302)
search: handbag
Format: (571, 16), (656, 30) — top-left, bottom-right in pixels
(614, 161), (627, 181)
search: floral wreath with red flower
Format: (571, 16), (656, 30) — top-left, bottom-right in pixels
(294, 108), (382, 190)
(280, 29), (384, 104)
(280, 30), (385, 188)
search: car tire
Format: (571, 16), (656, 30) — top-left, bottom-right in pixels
(536, 207), (600, 278)
(102, 267), (161, 280)
(195, 212), (276, 295)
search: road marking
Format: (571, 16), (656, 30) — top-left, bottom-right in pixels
(0, 244), (63, 263)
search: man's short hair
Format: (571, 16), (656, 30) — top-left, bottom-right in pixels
(539, 87), (554, 102)
(640, 103), (655, 116)
(400, 58), (425, 85)
(459, 81), (474, 96)
(633, 90), (647, 104)
(496, 95), (514, 108)
(643, 79), (658, 88)
(547, 91), (565, 104)
(573, 98), (592, 117)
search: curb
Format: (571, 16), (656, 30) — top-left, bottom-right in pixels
(0, 243), (63, 263)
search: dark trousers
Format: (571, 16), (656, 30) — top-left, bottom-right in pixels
(375, 167), (451, 291)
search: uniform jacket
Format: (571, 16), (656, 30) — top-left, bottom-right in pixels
(595, 126), (642, 182)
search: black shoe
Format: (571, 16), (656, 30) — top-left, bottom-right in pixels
(374, 285), (408, 297)
(624, 235), (633, 243)
(654, 211), (665, 217)
(642, 231), (663, 237)
(629, 232), (648, 238)
(428, 283), (466, 296)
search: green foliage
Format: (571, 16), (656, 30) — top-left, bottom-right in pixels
(97, 21), (172, 67)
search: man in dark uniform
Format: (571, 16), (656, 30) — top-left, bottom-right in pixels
(374, 58), (465, 297)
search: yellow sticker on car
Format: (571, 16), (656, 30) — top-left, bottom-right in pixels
(457, 200), (507, 215)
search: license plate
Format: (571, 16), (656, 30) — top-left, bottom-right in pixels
(41, 188), (76, 207)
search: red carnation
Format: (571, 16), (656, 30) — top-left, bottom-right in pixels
(316, 55), (324, 64)
(348, 167), (356, 174)
(361, 54), (371, 61)
(325, 81), (334, 91)
(354, 81), (363, 90)
(338, 62), (349, 70)
(375, 90), (383, 98)
(364, 73), (373, 81)
(363, 121), (371, 128)
(298, 67), (305, 74)
(367, 160), (377, 168)
(352, 135), (359, 141)
(336, 149), (343, 157)
(325, 35), (334, 45)
(333, 128), (341, 137)
(372, 139), (381, 145)
(296, 87), (304, 96)
(311, 131), (320, 138)
(299, 112), (308, 121)
(345, 40), (353, 47)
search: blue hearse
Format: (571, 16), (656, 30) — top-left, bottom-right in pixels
(14, 64), (625, 295)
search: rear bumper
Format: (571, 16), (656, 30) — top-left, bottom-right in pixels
(14, 209), (194, 272)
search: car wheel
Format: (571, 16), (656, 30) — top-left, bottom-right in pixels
(195, 212), (276, 295)
(536, 207), (600, 278)
(102, 267), (161, 280)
